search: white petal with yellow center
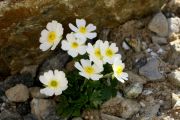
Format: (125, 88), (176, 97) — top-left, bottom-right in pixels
(113, 57), (128, 83)
(39, 20), (63, 51)
(75, 59), (103, 80)
(39, 70), (68, 96)
(61, 33), (87, 57)
(69, 19), (97, 40)
(101, 41), (121, 64)
(87, 40), (104, 65)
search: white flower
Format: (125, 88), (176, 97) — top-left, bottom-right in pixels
(101, 41), (121, 64)
(39, 70), (68, 96)
(112, 57), (128, 83)
(75, 59), (103, 80)
(61, 33), (87, 57)
(69, 19), (97, 40)
(87, 40), (104, 65)
(39, 20), (63, 51)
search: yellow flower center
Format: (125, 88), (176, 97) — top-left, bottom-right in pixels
(48, 31), (56, 43)
(116, 66), (123, 75)
(94, 48), (103, 60)
(84, 66), (94, 75)
(71, 42), (79, 49)
(105, 48), (114, 57)
(48, 79), (59, 89)
(79, 26), (87, 34)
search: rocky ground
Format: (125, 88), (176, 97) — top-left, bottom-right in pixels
(0, 0), (180, 120)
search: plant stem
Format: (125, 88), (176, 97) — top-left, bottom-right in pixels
(102, 72), (113, 79)
(81, 78), (88, 91)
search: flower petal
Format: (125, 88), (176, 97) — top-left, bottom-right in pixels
(91, 74), (103, 80)
(69, 23), (78, 32)
(79, 72), (89, 79)
(81, 59), (91, 67)
(40, 88), (54, 96)
(75, 62), (83, 71)
(51, 39), (60, 50)
(87, 24), (96, 32)
(68, 50), (78, 57)
(61, 40), (70, 50)
(40, 43), (51, 51)
(78, 46), (87, 55)
(76, 19), (86, 27)
(86, 32), (97, 39)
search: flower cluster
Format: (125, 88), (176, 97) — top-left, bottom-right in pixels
(39, 19), (128, 96)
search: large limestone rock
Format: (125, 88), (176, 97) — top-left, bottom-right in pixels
(0, 0), (165, 76)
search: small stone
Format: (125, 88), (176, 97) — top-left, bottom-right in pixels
(101, 113), (125, 120)
(0, 110), (22, 120)
(142, 89), (153, 95)
(101, 96), (140, 119)
(72, 117), (83, 120)
(65, 60), (75, 72)
(82, 109), (101, 120)
(152, 36), (168, 45)
(29, 87), (47, 99)
(5, 84), (29, 102)
(31, 98), (56, 120)
(148, 12), (168, 37)
(170, 39), (180, 52)
(168, 69), (180, 88)
(4, 73), (34, 90)
(23, 114), (38, 120)
(120, 99), (140, 119)
(38, 50), (69, 75)
(139, 58), (164, 81)
(141, 104), (160, 119)
(172, 93), (180, 107)
(168, 17), (180, 35)
(124, 83), (143, 98)
(16, 102), (31, 116)
(126, 71), (147, 84)
(21, 65), (38, 78)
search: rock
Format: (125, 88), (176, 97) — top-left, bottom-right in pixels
(65, 60), (75, 72)
(16, 102), (31, 116)
(3, 73), (34, 90)
(101, 113), (125, 120)
(148, 12), (169, 37)
(38, 50), (69, 75)
(168, 69), (180, 88)
(29, 87), (47, 99)
(120, 99), (140, 119)
(167, 0), (180, 12)
(101, 96), (140, 119)
(31, 98), (59, 120)
(167, 17), (180, 35)
(20, 65), (38, 78)
(124, 82), (143, 98)
(139, 58), (164, 81)
(172, 93), (180, 107)
(82, 109), (101, 120)
(72, 117), (83, 120)
(23, 114), (38, 120)
(0, 110), (23, 120)
(5, 84), (29, 102)
(170, 39), (180, 52)
(126, 71), (147, 84)
(0, 0), (165, 75)
(152, 36), (168, 45)
(140, 104), (160, 120)
(169, 39), (180, 66)
(133, 57), (148, 70)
